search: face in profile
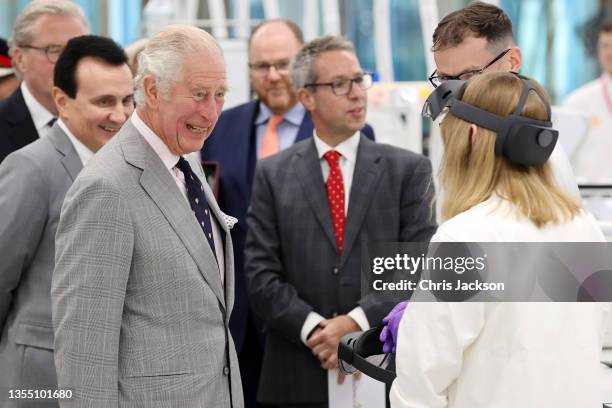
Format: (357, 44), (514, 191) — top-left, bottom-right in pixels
(154, 50), (227, 156)
(302, 50), (368, 141)
(54, 57), (134, 152)
(248, 22), (302, 115)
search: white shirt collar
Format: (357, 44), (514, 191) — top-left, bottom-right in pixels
(131, 111), (180, 170)
(255, 102), (306, 127)
(20, 82), (54, 134)
(57, 118), (95, 166)
(312, 130), (360, 164)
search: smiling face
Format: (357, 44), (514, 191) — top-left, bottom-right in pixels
(299, 50), (367, 145)
(54, 57), (134, 152)
(248, 21), (302, 114)
(146, 49), (227, 156)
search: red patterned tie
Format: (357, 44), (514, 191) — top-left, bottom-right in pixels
(324, 150), (346, 256)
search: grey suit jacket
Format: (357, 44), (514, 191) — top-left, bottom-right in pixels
(245, 135), (437, 405)
(0, 125), (82, 408)
(52, 120), (243, 407)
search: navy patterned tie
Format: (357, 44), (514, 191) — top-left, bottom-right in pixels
(175, 157), (217, 262)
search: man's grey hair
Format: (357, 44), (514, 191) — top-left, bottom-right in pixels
(8, 0), (89, 54)
(134, 25), (223, 107)
(289, 35), (355, 90)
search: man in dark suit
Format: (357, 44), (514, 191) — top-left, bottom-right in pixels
(0, 35), (133, 407)
(0, 0), (89, 163)
(244, 35), (436, 408)
(201, 19), (374, 408)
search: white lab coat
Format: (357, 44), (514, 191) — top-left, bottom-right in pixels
(563, 74), (612, 181)
(390, 197), (610, 408)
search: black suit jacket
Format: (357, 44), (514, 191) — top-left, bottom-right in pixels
(244, 135), (437, 404)
(201, 100), (375, 351)
(0, 88), (38, 164)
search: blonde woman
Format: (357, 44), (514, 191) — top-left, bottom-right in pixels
(390, 72), (610, 408)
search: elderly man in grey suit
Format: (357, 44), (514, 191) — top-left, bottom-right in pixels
(0, 35), (133, 406)
(52, 25), (243, 407)
(244, 35), (437, 408)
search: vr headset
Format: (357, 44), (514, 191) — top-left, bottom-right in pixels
(422, 74), (558, 167)
(338, 327), (396, 385)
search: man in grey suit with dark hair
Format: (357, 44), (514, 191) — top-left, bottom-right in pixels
(245, 35), (437, 408)
(0, 35), (133, 406)
(52, 25), (243, 407)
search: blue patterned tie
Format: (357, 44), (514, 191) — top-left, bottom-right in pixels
(175, 157), (217, 262)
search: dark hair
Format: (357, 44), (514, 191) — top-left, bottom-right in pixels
(432, 1), (514, 52)
(54, 35), (128, 98)
(600, 20), (612, 34)
(249, 19), (304, 48)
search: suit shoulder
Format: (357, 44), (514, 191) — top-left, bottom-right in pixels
(372, 141), (431, 168)
(76, 136), (127, 184)
(259, 137), (309, 168)
(214, 100), (257, 128)
(3, 137), (56, 170)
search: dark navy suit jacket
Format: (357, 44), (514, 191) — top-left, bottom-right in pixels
(201, 99), (374, 350)
(0, 88), (38, 164)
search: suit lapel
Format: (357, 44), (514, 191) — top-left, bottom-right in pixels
(341, 136), (382, 267)
(48, 125), (82, 181)
(121, 124), (226, 309)
(294, 139), (337, 251)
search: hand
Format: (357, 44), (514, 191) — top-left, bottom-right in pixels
(307, 315), (360, 369)
(379, 301), (408, 353)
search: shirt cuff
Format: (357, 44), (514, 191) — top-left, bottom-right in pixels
(348, 307), (370, 331)
(300, 311), (325, 344)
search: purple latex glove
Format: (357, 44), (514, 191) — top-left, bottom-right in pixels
(379, 301), (408, 353)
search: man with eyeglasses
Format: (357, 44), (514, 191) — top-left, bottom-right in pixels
(379, 0), (584, 369)
(0, 0), (89, 164)
(201, 19), (375, 408)
(244, 35), (436, 408)
(426, 1), (579, 199)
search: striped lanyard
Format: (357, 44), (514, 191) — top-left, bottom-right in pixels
(602, 74), (612, 115)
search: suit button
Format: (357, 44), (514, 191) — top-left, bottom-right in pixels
(332, 267), (339, 275)
(223, 366), (230, 376)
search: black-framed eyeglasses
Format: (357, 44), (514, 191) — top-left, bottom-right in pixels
(428, 48), (511, 88)
(19, 44), (64, 63)
(304, 72), (373, 96)
(248, 59), (291, 75)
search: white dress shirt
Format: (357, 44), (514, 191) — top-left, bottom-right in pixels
(57, 119), (94, 166)
(390, 196), (610, 408)
(131, 112), (225, 284)
(21, 82), (55, 139)
(300, 130), (369, 344)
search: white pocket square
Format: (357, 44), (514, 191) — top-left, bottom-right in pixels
(221, 213), (238, 229)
